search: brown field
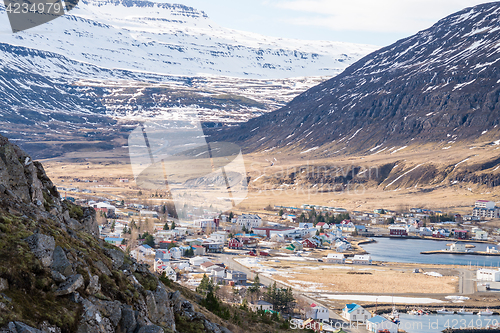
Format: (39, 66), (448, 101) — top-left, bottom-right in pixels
(40, 139), (500, 215)
(257, 260), (458, 295)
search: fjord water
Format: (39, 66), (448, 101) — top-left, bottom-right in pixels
(398, 314), (500, 333)
(360, 238), (500, 266)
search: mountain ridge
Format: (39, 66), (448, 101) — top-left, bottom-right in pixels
(212, 1), (500, 156)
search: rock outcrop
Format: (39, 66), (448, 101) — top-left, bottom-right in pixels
(0, 134), (233, 333)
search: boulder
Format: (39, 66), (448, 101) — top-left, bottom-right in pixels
(89, 298), (122, 328)
(11, 322), (42, 333)
(116, 308), (137, 333)
(0, 278), (8, 292)
(85, 275), (101, 295)
(54, 274), (84, 296)
(95, 261), (111, 276)
(104, 249), (124, 270)
(51, 246), (73, 277)
(152, 286), (175, 330)
(39, 321), (62, 333)
(76, 299), (114, 333)
(24, 233), (55, 267)
(136, 326), (164, 333)
(51, 271), (66, 283)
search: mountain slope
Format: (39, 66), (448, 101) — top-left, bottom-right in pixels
(0, 0), (377, 79)
(216, 2), (500, 155)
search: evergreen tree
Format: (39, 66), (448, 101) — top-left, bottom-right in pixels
(249, 274), (260, 293)
(163, 222), (169, 230)
(171, 221), (176, 230)
(279, 209), (284, 217)
(144, 234), (155, 247)
(197, 274), (211, 295)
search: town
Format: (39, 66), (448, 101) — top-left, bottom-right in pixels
(59, 187), (500, 332)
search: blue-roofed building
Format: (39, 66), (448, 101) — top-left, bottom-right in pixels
(104, 237), (124, 246)
(341, 303), (371, 322)
(366, 315), (398, 333)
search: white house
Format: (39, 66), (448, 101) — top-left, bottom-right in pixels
(325, 253), (345, 264)
(189, 256), (210, 266)
(477, 268), (500, 282)
(170, 247), (182, 259)
(236, 214), (263, 229)
(140, 210), (159, 219)
(210, 232), (228, 243)
(352, 255), (372, 265)
(250, 300), (273, 312)
(342, 303), (371, 322)
(475, 200), (496, 209)
(210, 266), (226, 278)
(472, 228), (489, 240)
(449, 242), (466, 252)
(306, 303), (329, 321)
(194, 219), (217, 229)
(366, 315), (398, 333)
(299, 223), (314, 229)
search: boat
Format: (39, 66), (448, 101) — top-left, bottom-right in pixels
(457, 307), (474, 315)
(436, 307), (454, 314)
(408, 309), (418, 315)
(478, 308), (493, 316)
(388, 306), (400, 324)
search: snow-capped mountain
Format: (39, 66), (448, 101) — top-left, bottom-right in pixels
(0, 0), (377, 79)
(217, 2), (500, 155)
(0, 0), (379, 157)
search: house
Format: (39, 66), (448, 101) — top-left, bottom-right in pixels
(302, 238), (320, 249)
(210, 266), (226, 278)
(342, 303), (371, 322)
(472, 200), (500, 219)
(250, 300), (273, 312)
(228, 238), (243, 249)
(239, 237), (259, 248)
(192, 245), (206, 256)
(306, 303), (329, 321)
(140, 210), (159, 219)
(226, 270), (247, 285)
(299, 223), (314, 229)
(477, 268), (500, 282)
(449, 242), (466, 252)
(210, 232), (228, 243)
(194, 219), (218, 229)
(325, 253), (345, 264)
(160, 266), (177, 282)
(366, 315), (398, 333)
(202, 241), (224, 253)
(189, 256), (210, 266)
(454, 230), (469, 239)
(472, 228), (489, 240)
(170, 247), (182, 259)
(352, 255), (372, 265)
(155, 249), (171, 261)
(316, 222), (326, 230)
(200, 261), (217, 272)
(285, 241), (304, 252)
(154, 258), (167, 272)
(104, 237), (124, 246)
(186, 239), (203, 246)
(389, 225), (408, 237)
(432, 230), (446, 238)
(236, 214), (263, 229)
(418, 227), (433, 236)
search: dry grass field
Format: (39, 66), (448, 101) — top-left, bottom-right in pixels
(256, 260), (458, 295)
(40, 139), (500, 215)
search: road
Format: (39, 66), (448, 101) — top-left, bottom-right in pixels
(211, 252), (369, 333)
(458, 268), (475, 294)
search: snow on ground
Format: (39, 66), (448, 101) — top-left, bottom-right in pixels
(424, 272), (443, 277)
(318, 295), (444, 304)
(445, 296), (470, 301)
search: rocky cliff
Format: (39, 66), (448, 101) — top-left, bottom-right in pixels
(0, 133), (232, 332)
